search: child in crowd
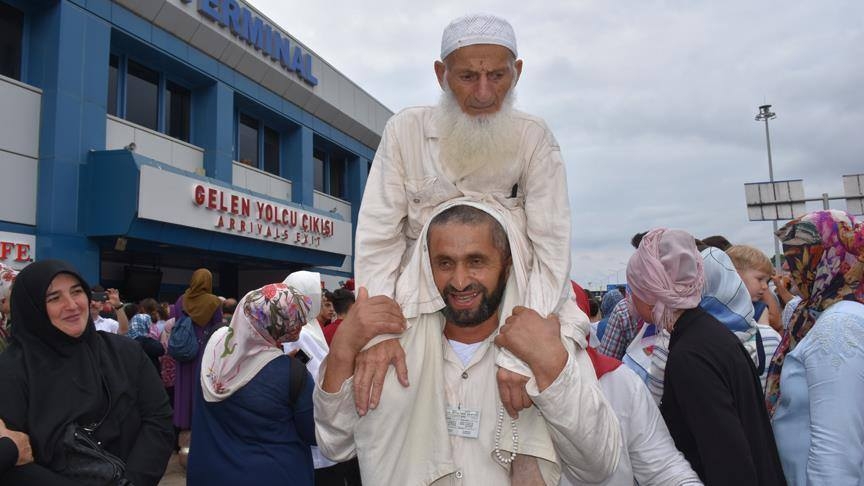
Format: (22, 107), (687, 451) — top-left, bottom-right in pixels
(727, 246), (781, 328)
(726, 245), (783, 386)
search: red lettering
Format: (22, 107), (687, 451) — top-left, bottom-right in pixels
(302, 214), (309, 231)
(289, 210), (297, 227)
(265, 204), (273, 222)
(241, 198), (250, 217)
(281, 208), (289, 225)
(15, 244), (30, 262)
(229, 218), (236, 230)
(240, 220), (247, 232)
(219, 190), (228, 212)
(230, 194), (239, 214)
(215, 215), (224, 228)
(208, 188), (218, 209)
(194, 185), (206, 205)
(256, 201), (265, 219)
(312, 217), (321, 233)
(0, 242), (13, 260)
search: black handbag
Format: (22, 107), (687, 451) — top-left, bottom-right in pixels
(60, 379), (132, 486)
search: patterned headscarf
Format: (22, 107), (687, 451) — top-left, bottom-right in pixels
(0, 263), (19, 350)
(0, 263), (17, 304)
(765, 210), (864, 415)
(127, 314), (152, 340)
(626, 228), (705, 330)
(201, 283), (311, 402)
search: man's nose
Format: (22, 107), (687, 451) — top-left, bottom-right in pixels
(451, 264), (471, 290)
(474, 75), (494, 104)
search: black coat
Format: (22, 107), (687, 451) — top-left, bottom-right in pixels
(0, 260), (174, 486)
(660, 306), (786, 486)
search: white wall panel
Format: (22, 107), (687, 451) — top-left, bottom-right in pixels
(232, 163), (245, 187)
(170, 141), (203, 173)
(106, 117), (204, 173)
(313, 191), (351, 223)
(0, 76), (41, 159)
(105, 116), (135, 149)
(134, 129), (173, 164)
(267, 177), (291, 201)
(0, 151), (37, 225)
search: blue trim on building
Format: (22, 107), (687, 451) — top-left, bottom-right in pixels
(2, 0), (380, 290)
(0, 221), (36, 235)
(80, 150), (345, 267)
(82, 1), (376, 162)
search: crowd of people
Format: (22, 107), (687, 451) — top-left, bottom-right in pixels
(0, 11), (861, 486)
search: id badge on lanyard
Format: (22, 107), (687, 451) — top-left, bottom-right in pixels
(446, 405), (481, 438)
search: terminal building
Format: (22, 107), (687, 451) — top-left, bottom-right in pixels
(0, 0), (392, 300)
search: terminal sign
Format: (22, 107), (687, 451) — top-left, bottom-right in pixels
(193, 184), (336, 248)
(193, 0), (319, 87)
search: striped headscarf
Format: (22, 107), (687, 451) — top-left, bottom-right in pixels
(765, 210), (864, 415)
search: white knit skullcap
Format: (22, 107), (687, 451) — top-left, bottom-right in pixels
(440, 13), (518, 60)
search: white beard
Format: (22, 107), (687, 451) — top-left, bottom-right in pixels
(435, 87), (520, 181)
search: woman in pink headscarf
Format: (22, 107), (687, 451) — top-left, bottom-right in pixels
(626, 228), (785, 485)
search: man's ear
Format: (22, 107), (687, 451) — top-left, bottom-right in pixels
(514, 59), (523, 85)
(434, 60), (447, 90)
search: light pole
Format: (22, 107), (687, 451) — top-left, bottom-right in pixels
(755, 104), (782, 272)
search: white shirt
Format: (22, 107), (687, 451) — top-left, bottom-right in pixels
(314, 311), (622, 485)
(284, 320), (337, 470)
(562, 365), (702, 486)
(94, 315), (119, 334)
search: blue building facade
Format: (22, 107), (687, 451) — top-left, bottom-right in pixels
(0, 0), (391, 299)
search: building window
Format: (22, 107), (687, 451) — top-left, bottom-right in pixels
(313, 149), (325, 192)
(107, 54), (192, 142)
(126, 60), (159, 131)
(329, 156), (346, 199)
(0, 3), (24, 81)
(166, 81), (191, 142)
(238, 113), (258, 167)
(263, 127), (279, 176)
(237, 113), (280, 175)
(313, 147), (348, 199)
(107, 55), (119, 116)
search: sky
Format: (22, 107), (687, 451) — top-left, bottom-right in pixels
(251, 0), (863, 289)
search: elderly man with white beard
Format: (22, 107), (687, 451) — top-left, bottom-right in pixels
(351, 13), (592, 422)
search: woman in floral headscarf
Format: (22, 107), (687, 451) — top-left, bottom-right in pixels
(768, 210), (864, 485)
(186, 283), (315, 486)
(0, 264), (18, 353)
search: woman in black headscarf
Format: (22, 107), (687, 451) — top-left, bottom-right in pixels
(0, 260), (174, 485)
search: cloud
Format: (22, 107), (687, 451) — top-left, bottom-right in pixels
(251, 0), (864, 288)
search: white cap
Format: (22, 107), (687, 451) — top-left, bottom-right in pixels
(440, 13), (517, 60)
